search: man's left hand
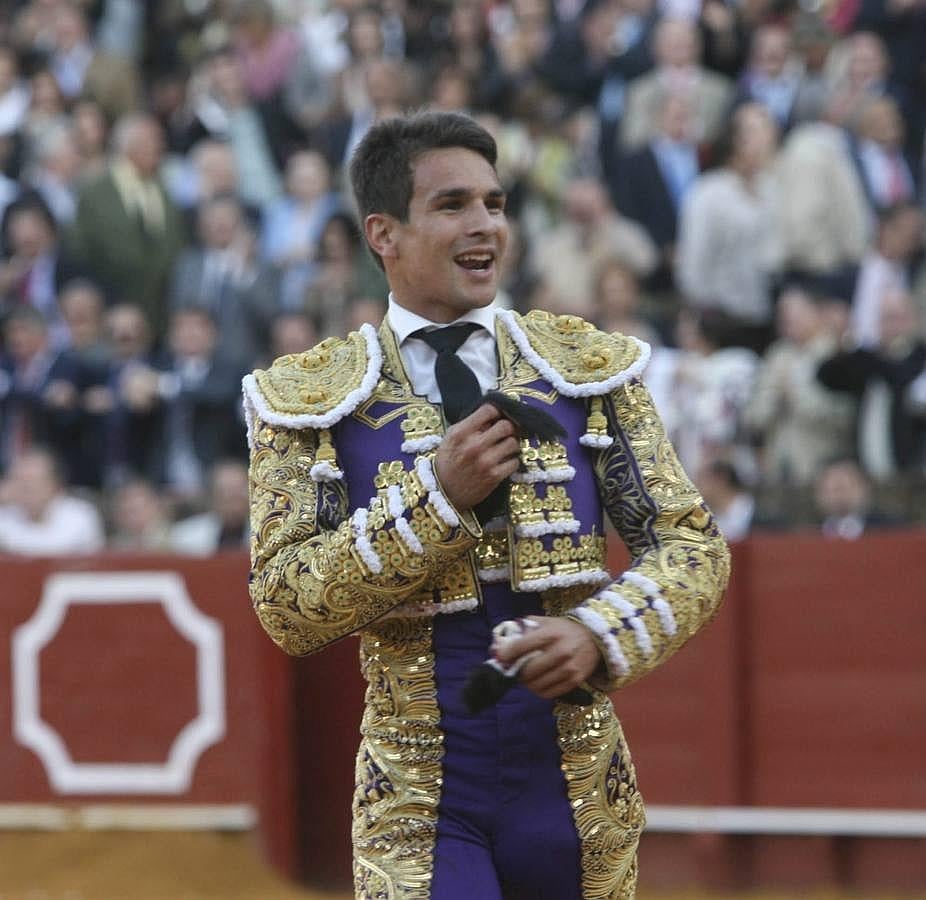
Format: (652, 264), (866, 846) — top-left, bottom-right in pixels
(494, 616), (602, 701)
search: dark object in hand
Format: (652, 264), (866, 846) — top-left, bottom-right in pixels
(484, 390), (566, 441)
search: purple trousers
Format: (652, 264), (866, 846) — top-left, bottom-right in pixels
(429, 585), (584, 900)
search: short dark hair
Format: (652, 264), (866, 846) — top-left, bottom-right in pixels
(348, 111), (498, 265)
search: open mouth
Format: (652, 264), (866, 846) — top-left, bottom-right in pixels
(455, 252), (494, 272)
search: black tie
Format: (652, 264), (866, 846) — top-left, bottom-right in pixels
(413, 323), (484, 423)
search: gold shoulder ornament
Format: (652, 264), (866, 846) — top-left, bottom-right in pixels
(496, 309), (651, 450)
(242, 323), (382, 449)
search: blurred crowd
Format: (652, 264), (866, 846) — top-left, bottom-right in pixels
(0, 0), (924, 555)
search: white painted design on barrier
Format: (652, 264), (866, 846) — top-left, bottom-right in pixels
(11, 572), (226, 795)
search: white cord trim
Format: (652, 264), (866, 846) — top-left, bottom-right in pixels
(651, 598), (678, 636)
(598, 589), (637, 617)
(598, 590), (653, 656)
(510, 466), (576, 484)
(516, 569), (611, 593)
(579, 434), (614, 449)
(383, 597), (479, 619)
(620, 571), (662, 597)
(401, 435), (442, 453)
(241, 323), (382, 430)
(310, 460), (343, 482)
(572, 606), (630, 676)
(496, 309), (651, 398)
(477, 565), (511, 583)
(242, 385), (257, 450)
(351, 507), (383, 575)
(386, 484), (406, 519)
(514, 519), (581, 538)
(414, 457), (460, 527)
(483, 517), (508, 533)
(387, 485), (423, 555)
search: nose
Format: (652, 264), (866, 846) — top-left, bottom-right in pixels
(465, 201), (501, 235)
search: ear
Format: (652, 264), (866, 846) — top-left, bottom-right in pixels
(364, 213), (399, 262)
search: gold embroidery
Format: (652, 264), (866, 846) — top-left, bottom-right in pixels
(253, 330), (372, 417)
(511, 533), (607, 585)
(515, 310), (643, 386)
(248, 423), (479, 656)
(353, 618), (442, 900)
(474, 528), (510, 573)
(399, 404), (443, 443)
(556, 694), (643, 898)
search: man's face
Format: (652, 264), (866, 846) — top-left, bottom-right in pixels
(379, 147), (508, 324)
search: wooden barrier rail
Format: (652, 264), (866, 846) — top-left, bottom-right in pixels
(1, 532), (924, 891)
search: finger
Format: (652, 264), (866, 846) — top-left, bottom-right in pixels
(494, 629), (552, 665)
(458, 402), (503, 432)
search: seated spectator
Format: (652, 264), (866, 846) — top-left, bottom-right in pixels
(0, 306), (82, 478)
(818, 289), (926, 479)
(676, 102), (785, 351)
(107, 477), (173, 552)
(695, 458), (756, 542)
(260, 150), (341, 309)
(25, 123), (81, 226)
(0, 44), (29, 139)
(813, 458), (900, 539)
(170, 458), (250, 555)
(266, 310), (319, 364)
(529, 175), (656, 320)
(58, 278), (109, 369)
(302, 212), (387, 339)
(0, 446), (104, 554)
(170, 192), (279, 366)
(744, 287), (855, 485)
(590, 257), (660, 345)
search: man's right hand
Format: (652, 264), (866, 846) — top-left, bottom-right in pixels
(434, 403), (521, 512)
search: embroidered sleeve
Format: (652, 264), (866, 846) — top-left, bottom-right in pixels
(567, 378), (730, 690)
(248, 418), (481, 656)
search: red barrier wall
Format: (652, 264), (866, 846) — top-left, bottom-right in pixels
(1, 532), (925, 891)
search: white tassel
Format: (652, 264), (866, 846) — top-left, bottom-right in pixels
(351, 507), (382, 575)
(572, 606), (629, 676)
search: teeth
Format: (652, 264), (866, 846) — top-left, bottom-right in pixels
(457, 254), (492, 263)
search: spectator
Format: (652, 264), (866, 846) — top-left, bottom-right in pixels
(25, 123), (81, 226)
(71, 97), (109, 185)
(744, 287), (855, 485)
(850, 202), (923, 349)
(0, 446), (104, 554)
(0, 194), (82, 348)
(0, 43), (28, 138)
(20, 69), (69, 169)
(818, 289), (926, 479)
(695, 458), (757, 541)
(170, 458), (250, 555)
(529, 175), (656, 319)
(610, 93), (700, 293)
(170, 192), (279, 366)
(813, 458), (899, 539)
(620, 16), (733, 151)
(119, 307), (248, 500)
(0, 305), (82, 477)
(260, 149), (341, 308)
(301, 211), (387, 338)
(58, 277), (109, 368)
(107, 477), (173, 551)
(68, 113), (186, 340)
(231, 0), (303, 105)
(676, 101), (785, 350)
(266, 309), (319, 364)
(590, 256), (661, 345)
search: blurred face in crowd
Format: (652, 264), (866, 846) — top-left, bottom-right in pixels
(880, 205), (924, 260)
(776, 289), (821, 345)
(815, 461), (869, 519)
(121, 116), (164, 178)
(659, 94), (693, 142)
(7, 451), (61, 520)
(286, 151), (330, 204)
(270, 313), (318, 357)
(113, 480), (167, 539)
(367, 147), (508, 324)
(4, 313), (48, 363)
(563, 178), (609, 226)
(54, 4), (88, 51)
(847, 31), (887, 87)
(210, 461), (250, 527)
(106, 304), (151, 361)
(193, 141), (238, 199)
(365, 58), (405, 108)
(752, 25), (792, 78)
(30, 70), (65, 114)
(60, 282), (104, 349)
(595, 261), (639, 320)
(732, 102), (778, 174)
(655, 18), (700, 69)
(73, 99), (107, 155)
(169, 310), (216, 359)
(348, 8), (384, 57)
(199, 197), (242, 249)
(0, 47), (19, 94)
(8, 207), (55, 259)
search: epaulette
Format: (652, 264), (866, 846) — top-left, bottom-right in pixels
(496, 309), (650, 397)
(242, 323), (382, 440)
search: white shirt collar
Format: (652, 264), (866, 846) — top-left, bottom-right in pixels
(386, 292), (498, 345)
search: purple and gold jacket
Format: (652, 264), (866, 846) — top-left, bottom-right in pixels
(243, 309), (730, 898)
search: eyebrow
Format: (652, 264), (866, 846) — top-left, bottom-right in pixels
(430, 187), (507, 204)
